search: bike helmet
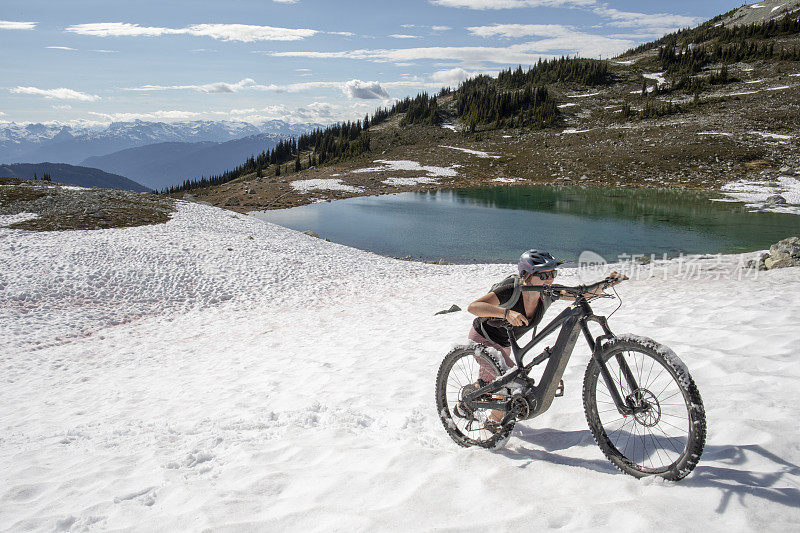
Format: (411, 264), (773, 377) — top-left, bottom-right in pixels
(517, 249), (563, 276)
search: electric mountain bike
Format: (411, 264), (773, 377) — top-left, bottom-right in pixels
(435, 276), (706, 481)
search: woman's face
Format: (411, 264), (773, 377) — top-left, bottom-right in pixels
(524, 269), (556, 286)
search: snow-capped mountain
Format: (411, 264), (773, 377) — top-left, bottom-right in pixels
(0, 120), (322, 164)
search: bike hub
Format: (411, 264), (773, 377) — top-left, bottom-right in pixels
(629, 388), (661, 427)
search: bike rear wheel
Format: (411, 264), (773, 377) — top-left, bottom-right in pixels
(583, 336), (706, 480)
(436, 345), (514, 449)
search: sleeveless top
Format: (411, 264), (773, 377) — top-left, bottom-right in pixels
(472, 284), (556, 347)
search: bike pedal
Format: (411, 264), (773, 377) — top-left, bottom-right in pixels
(554, 379), (564, 397)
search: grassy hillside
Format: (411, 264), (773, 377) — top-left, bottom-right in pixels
(174, 8), (800, 212)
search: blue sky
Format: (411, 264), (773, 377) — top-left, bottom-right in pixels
(0, 0), (744, 126)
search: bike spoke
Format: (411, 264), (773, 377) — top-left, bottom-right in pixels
(590, 346), (699, 474)
(643, 356), (657, 391)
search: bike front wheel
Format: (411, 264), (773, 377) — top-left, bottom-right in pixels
(583, 335), (706, 480)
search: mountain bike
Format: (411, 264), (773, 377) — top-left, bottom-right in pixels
(435, 276), (706, 480)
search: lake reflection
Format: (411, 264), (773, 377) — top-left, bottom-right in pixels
(251, 186), (800, 263)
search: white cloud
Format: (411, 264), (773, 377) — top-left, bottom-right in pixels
(0, 20), (37, 30)
(46, 46), (77, 51)
(126, 79), (259, 93)
(88, 110), (208, 121)
(400, 24), (451, 31)
(296, 101), (335, 119)
(124, 78), (432, 96)
(341, 80), (391, 99)
(431, 67), (486, 87)
(91, 49), (119, 53)
(267, 46), (541, 64)
(51, 104), (73, 110)
(67, 22), (171, 37)
(465, 24), (635, 56)
(227, 102), (344, 124)
(65, 22), (318, 42)
(390, 34), (420, 39)
(10, 86), (101, 102)
(467, 24), (573, 38)
(267, 34), (633, 64)
(434, 1), (700, 34)
(596, 7), (699, 29)
(126, 78), (331, 93)
(431, 0), (594, 9)
(273, 0), (299, 3)
(185, 23), (317, 42)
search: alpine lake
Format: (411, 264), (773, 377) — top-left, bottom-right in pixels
(251, 185), (800, 264)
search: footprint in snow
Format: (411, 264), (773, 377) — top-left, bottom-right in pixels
(113, 486), (157, 507)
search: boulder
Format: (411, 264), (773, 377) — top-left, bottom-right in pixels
(764, 194), (787, 205)
(764, 252), (794, 269)
(769, 237), (800, 259)
(435, 304), (462, 316)
(246, 188), (255, 195)
(224, 197), (239, 206)
(302, 230), (320, 238)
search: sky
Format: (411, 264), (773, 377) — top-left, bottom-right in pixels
(0, 0), (746, 126)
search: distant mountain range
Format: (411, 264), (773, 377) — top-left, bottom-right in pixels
(0, 163), (150, 192)
(82, 133), (283, 191)
(0, 119), (322, 165)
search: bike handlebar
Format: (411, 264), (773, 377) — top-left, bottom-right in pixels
(522, 274), (627, 298)
(486, 275), (628, 329)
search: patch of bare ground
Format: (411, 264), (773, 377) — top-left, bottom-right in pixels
(0, 177), (176, 231)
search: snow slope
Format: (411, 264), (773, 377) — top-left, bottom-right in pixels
(2, 202), (800, 531)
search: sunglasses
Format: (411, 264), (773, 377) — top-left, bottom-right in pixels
(528, 270), (557, 281)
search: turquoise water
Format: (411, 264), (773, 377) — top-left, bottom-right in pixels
(251, 185), (800, 263)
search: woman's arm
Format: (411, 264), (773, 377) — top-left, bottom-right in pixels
(467, 293), (528, 326)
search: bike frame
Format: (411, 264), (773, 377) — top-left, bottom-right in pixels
(463, 286), (641, 422)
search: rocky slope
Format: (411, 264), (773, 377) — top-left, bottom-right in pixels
(182, 56), (800, 213)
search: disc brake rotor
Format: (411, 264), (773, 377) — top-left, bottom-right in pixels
(630, 388), (661, 427)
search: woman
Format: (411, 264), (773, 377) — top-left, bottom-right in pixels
(467, 249), (621, 423)
(467, 250), (563, 381)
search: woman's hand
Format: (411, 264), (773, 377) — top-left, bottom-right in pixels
(607, 271), (627, 286)
(505, 310), (529, 327)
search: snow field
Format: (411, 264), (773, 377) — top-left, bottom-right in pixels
(291, 178), (362, 193)
(382, 176), (439, 186)
(352, 159), (460, 178)
(715, 175), (800, 213)
(566, 92), (601, 98)
(438, 145), (500, 159)
(2, 202), (800, 531)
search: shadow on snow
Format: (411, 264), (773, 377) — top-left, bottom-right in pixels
(498, 427), (800, 512)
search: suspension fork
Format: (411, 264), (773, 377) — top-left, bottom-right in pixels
(580, 314), (639, 415)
